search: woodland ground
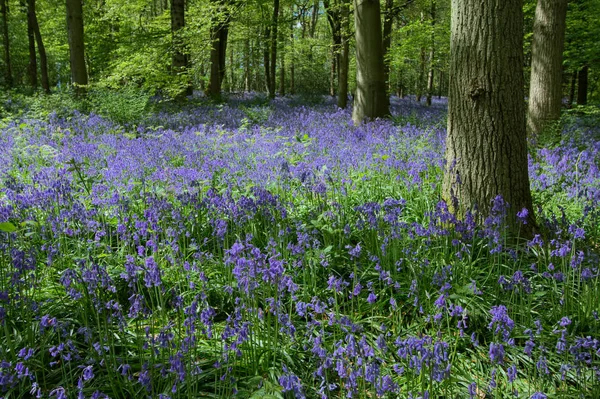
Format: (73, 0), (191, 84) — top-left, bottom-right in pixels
(0, 93), (599, 399)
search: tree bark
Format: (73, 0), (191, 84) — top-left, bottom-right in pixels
(29, 0), (49, 93)
(171, 0), (191, 96)
(66, 0), (88, 96)
(25, 0), (37, 88)
(568, 69), (576, 107)
(577, 65), (588, 105)
(264, 25), (271, 94)
(382, 0), (394, 94)
(527, 0), (568, 136)
(208, 1), (230, 99)
(337, 0), (350, 108)
(269, 0), (279, 99)
(426, 0), (436, 106)
(352, 0), (389, 124)
(1, 0), (12, 87)
(443, 0), (535, 232)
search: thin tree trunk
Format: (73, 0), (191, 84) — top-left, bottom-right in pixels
(443, 0), (535, 232)
(269, 0), (279, 98)
(1, 0), (12, 87)
(289, 5), (295, 95)
(527, 0), (568, 136)
(279, 45), (285, 96)
(337, 0), (350, 108)
(382, 0), (394, 93)
(264, 25), (271, 94)
(568, 70), (576, 107)
(244, 37), (250, 91)
(66, 0), (88, 96)
(229, 41), (234, 92)
(417, 46), (426, 102)
(426, 0), (436, 106)
(29, 0), (49, 93)
(353, 0), (389, 123)
(577, 65), (588, 105)
(26, 0), (37, 88)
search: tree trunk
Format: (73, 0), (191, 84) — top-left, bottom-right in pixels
(279, 45), (285, 96)
(269, 0), (279, 99)
(417, 46), (426, 102)
(29, 0), (49, 93)
(1, 0), (12, 87)
(568, 70), (576, 107)
(577, 65), (588, 105)
(264, 25), (271, 94)
(171, 0), (191, 96)
(353, 0), (389, 124)
(66, 0), (88, 96)
(382, 0), (394, 94)
(337, 0), (350, 108)
(26, 0), (37, 88)
(443, 0), (535, 232)
(208, 2), (229, 99)
(310, 0), (319, 38)
(426, 0), (436, 106)
(289, 5), (295, 95)
(527, 0), (568, 136)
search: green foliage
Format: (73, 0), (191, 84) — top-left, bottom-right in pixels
(87, 85), (151, 125)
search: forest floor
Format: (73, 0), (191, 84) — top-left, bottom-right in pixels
(0, 94), (599, 398)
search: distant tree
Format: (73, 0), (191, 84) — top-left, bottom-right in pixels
(1, 0), (12, 87)
(337, 0), (350, 108)
(29, 0), (50, 93)
(443, 0), (535, 232)
(25, 0), (36, 87)
(269, 0), (279, 98)
(527, 0), (568, 136)
(208, 0), (230, 99)
(66, 0), (88, 96)
(353, 0), (389, 123)
(577, 65), (588, 105)
(171, 0), (191, 96)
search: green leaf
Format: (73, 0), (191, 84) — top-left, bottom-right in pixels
(0, 222), (17, 233)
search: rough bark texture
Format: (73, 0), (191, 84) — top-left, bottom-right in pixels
(66, 0), (88, 95)
(352, 0), (389, 124)
(1, 0), (12, 87)
(577, 65), (588, 105)
(337, 0), (350, 108)
(527, 0), (568, 136)
(443, 0), (535, 232)
(30, 0), (49, 93)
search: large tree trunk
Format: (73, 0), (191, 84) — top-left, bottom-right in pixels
(527, 0), (568, 136)
(29, 0), (49, 93)
(25, 0), (36, 88)
(269, 0), (279, 99)
(66, 0), (88, 96)
(337, 0), (350, 108)
(577, 65), (588, 105)
(352, 0), (389, 124)
(1, 0), (12, 87)
(208, 2), (229, 99)
(443, 0), (535, 232)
